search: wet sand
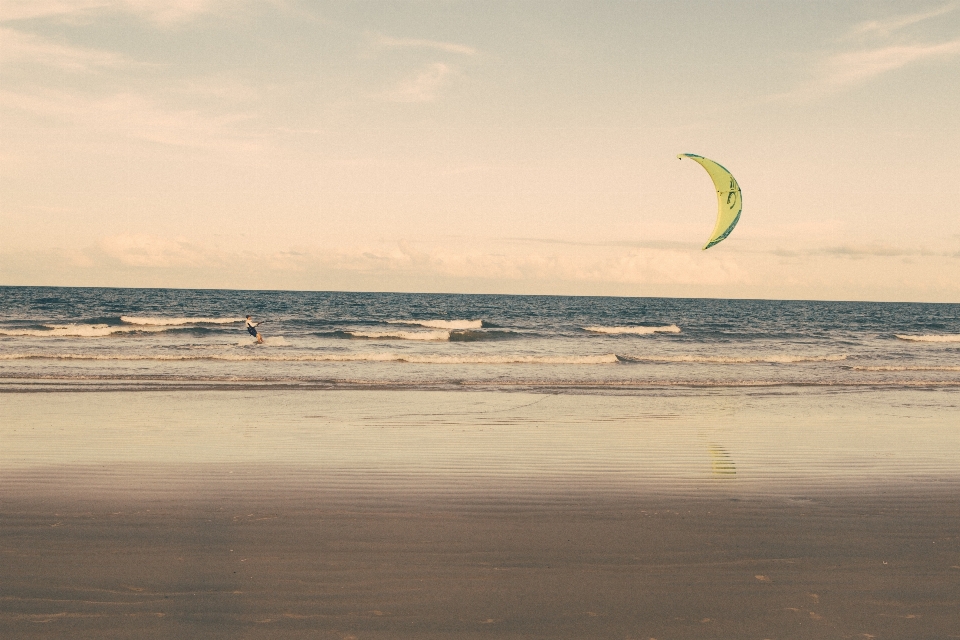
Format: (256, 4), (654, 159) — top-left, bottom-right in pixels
(3, 479), (960, 639)
(3, 389), (960, 638)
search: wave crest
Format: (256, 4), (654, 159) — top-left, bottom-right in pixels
(584, 325), (681, 335)
(345, 330), (451, 341)
(387, 319), (482, 330)
(895, 334), (960, 343)
(121, 316), (243, 326)
(0, 324), (168, 337)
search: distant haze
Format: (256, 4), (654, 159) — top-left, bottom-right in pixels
(1, 1), (958, 301)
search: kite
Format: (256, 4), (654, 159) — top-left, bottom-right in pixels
(678, 153), (742, 250)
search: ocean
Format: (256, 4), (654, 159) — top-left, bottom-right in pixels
(2, 286), (959, 392)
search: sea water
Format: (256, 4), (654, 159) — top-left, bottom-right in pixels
(1, 286), (958, 392)
(2, 286), (959, 495)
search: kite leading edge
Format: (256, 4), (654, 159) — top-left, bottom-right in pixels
(678, 153), (742, 250)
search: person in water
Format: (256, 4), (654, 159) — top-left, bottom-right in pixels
(245, 315), (263, 344)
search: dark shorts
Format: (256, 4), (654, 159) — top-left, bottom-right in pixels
(247, 326), (258, 337)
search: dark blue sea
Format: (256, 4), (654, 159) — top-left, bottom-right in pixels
(1, 286), (958, 392)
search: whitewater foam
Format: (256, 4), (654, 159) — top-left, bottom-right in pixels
(0, 324), (168, 338)
(896, 334), (960, 343)
(346, 330), (452, 341)
(584, 325), (681, 335)
(387, 319), (483, 330)
(121, 316), (243, 326)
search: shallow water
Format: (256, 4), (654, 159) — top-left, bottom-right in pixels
(4, 388), (958, 499)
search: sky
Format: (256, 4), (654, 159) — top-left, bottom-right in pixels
(1, 0), (959, 301)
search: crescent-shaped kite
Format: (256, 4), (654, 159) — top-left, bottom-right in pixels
(678, 153), (742, 250)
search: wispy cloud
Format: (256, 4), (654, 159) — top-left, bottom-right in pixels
(313, 240), (749, 287)
(382, 62), (456, 103)
(0, 0), (108, 22)
(0, 88), (258, 149)
(1, 0), (221, 24)
(849, 4), (956, 38)
(816, 244), (960, 258)
(757, 243), (960, 259)
(32, 236), (748, 287)
(4, 237), (958, 298)
(765, 5), (960, 99)
(373, 34), (478, 57)
(97, 234), (217, 267)
(824, 38), (960, 85)
(0, 27), (145, 71)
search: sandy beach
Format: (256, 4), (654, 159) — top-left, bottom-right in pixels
(3, 481), (960, 639)
(3, 389), (960, 638)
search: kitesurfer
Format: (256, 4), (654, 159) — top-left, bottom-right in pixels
(245, 315), (263, 344)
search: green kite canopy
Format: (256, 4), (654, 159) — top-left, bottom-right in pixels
(678, 153), (742, 250)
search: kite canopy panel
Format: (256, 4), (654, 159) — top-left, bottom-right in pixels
(678, 153), (742, 250)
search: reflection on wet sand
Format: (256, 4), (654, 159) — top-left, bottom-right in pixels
(3, 389), (958, 494)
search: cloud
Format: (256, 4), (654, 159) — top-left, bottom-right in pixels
(382, 62), (456, 103)
(4, 236), (959, 300)
(97, 234), (218, 267)
(0, 0), (221, 24)
(315, 240), (749, 287)
(122, 0), (218, 23)
(1, 87), (258, 149)
(0, 27), (144, 71)
(28, 235), (749, 287)
(373, 34), (478, 57)
(819, 244), (912, 258)
(766, 6), (960, 99)
(849, 4), (957, 38)
(815, 244), (960, 258)
(824, 39), (960, 85)
(0, 0), (109, 22)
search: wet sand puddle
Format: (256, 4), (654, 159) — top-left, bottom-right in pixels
(3, 388), (959, 497)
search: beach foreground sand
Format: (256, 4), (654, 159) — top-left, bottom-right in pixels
(3, 481), (959, 639)
(3, 389), (959, 638)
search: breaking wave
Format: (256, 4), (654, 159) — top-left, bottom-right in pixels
(584, 325), (681, 335)
(895, 334), (960, 343)
(387, 319), (483, 330)
(448, 329), (516, 342)
(0, 317), (245, 337)
(0, 324), (169, 338)
(344, 330), (452, 341)
(121, 316), (243, 326)
(317, 329), (516, 342)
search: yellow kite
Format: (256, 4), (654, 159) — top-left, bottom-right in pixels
(678, 153), (742, 250)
